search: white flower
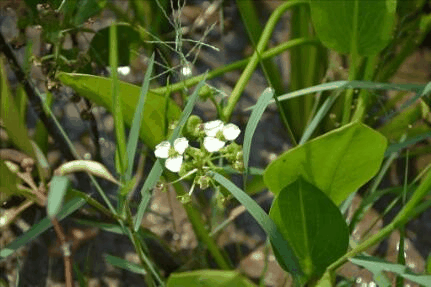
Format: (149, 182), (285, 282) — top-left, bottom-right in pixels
(173, 137), (188, 154)
(154, 141), (170, 158)
(204, 137), (226, 153)
(203, 121), (241, 152)
(154, 137), (189, 172)
(165, 156), (183, 173)
(204, 120), (224, 137)
(222, 123), (240, 141)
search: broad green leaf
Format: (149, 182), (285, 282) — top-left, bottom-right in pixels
(89, 23), (140, 67)
(57, 72), (181, 149)
(47, 176), (71, 218)
(351, 255), (431, 286)
(0, 58), (34, 157)
(264, 122), (387, 205)
(309, 0), (396, 56)
(211, 172), (303, 281)
(269, 178), (349, 280)
(167, 270), (256, 287)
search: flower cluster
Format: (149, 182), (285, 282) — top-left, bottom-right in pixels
(154, 117), (244, 193)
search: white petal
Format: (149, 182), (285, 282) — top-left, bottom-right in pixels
(203, 137), (225, 152)
(165, 156), (183, 172)
(173, 137), (189, 154)
(204, 120), (224, 137)
(223, 123), (241, 141)
(154, 141), (171, 158)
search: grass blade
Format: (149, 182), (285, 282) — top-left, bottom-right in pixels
(243, 87), (274, 185)
(245, 81), (426, 111)
(110, 22), (127, 174)
(126, 53), (155, 181)
(299, 92), (339, 144)
(105, 254), (146, 275)
(47, 176), (70, 218)
(0, 197), (85, 259)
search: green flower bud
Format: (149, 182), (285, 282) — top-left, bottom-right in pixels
(196, 175), (211, 190)
(198, 85), (216, 101)
(184, 115), (203, 139)
(177, 194), (192, 204)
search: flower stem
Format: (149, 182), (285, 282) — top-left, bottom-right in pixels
(166, 173), (232, 270)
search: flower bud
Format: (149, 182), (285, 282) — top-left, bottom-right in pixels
(184, 115), (203, 139)
(196, 175), (211, 190)
(198, 85), (216, 101)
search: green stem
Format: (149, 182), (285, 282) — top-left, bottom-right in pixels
(236, 0), (284, 94)
(167, 174), (232, 270)
(351, 55), (378, 122)
(151, 37), (319, 96)
(328, 167), (431, 272)
(341, 54), (359, 125)
(221, 0), (309, 122)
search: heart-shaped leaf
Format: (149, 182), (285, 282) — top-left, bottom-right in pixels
(264, 122), (387, 205)
(269, 177), (349, 279)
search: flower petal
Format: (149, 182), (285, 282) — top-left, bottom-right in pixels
(173, 137), (189, 154)
(204, 120), (224, 137)
(154, 141), (170, 158)
(223, 123), (241, 141)
(165, 156), (183, 172)
(204, 136), (225, 152)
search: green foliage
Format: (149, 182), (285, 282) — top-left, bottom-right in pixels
(264, 122), (387, 205)
(89, 23), (141, 67)
(309, 0), (396, 56)
(167, 270), (256, 287)
(4, 1), (431, 286)
(350, 255), (431, 286)
(47, 176), (70, 218)
(269, 178), (348, 280)
(57, 73), (181, 149)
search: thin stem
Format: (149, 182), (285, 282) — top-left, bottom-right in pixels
(222, 0), (309, 122)
(51, 218), (73, 287)
(150, 37), (319, 96)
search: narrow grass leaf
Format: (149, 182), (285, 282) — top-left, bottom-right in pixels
(47, 176), (71, 218)
(245, 81), (426, 111)
(351, 255), (431, 286)
(110, 22), (127, 174)
(385, 131), (431, 156)
(126, 53), (155, 180)
(74, 219), (124, 235)
(0, 197), (85, 259)
(170, 77), (207, 140)
(299, 92), (339, 144)
(133, 78), (207, 231)
(243, 87), (274, 182)
(211, 171), (303, 280)
(104, 254), (146, 275)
